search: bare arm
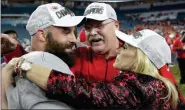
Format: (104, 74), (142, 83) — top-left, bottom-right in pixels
(2, 84), (8, 109)
(26, 64), (51, 90)
(2, 63), (15, 109)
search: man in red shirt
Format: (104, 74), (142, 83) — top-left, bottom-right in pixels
(172, 32), (185, 84)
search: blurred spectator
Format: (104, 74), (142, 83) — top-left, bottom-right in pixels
(172, 32), (185, 84)
(1, 33), (20, 55)
(4, 30), (18, 41)
(1, 33), (21, 67)
(181, 30), (185, 43)
(78, 28), (86, 42)
(24, 45), (32, 52)
(77, 28), (89, 47)
(21, 38), (31, 52)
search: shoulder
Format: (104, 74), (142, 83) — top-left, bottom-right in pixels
(115, 72), (171, 108)
(74, 45), (93, 57)
(136, 73), (169, 104)
(136, 73), (167, 92)
(117, 72), (167, 96)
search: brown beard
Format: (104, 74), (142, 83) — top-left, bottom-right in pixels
(44, 32), (75, 67)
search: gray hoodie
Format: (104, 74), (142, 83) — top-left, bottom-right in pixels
(6, 77), (72, 109)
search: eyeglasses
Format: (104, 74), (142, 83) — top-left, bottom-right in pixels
(84, 20), (114, 32)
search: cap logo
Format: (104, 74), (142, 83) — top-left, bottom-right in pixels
(133, 32), (142, 39)
(51, 6), (58, 11)
(56, 8), (74, 19)
(84, 6), (104, 16)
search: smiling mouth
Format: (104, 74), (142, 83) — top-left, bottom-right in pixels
(90, 38), (102, 43)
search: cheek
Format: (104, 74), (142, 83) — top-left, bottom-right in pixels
(113, 55), (121, 68)
(85, 32), (91, 41)
(124, 51), (136, 61)
(105, 25), (115, 34)
(101, 28), (115, 41)
(51, 30), (67, 42)
(85, 31), (89, 37)
(53, 34), (68, 43)
(97, 31), (109, 44)
(119, 50), (136, 64)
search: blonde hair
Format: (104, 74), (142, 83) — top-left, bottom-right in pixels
(132, 48), (179, 109)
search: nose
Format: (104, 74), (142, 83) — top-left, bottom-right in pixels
(89, 28), (99, 35)
(68, 33), (77, 43)
(116, 48), (120, 54)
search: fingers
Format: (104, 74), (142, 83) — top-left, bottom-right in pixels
(9, 57), (27, 76)
(9, 58), (20, 66)
(4, 58), (20, 72)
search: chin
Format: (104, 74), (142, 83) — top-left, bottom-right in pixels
(113, 63), (120, 69)
(65, 49), (73, 54)
(92, 46), (105, 53)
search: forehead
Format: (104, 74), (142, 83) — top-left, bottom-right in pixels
(85, 19), (104, 25)
(51, 26), (75, 31)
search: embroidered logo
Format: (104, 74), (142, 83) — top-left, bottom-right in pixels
(84, 6), (104, 16)
(51, 6), (58, 11)
(133, 32), (142, 39)
(56, 8), (74, 19)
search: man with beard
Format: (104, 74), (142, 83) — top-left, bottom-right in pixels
(42, 30), (75, 67)
(2, 3), (85, 109)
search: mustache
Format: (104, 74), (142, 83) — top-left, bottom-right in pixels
(89, 37), (103, 43)
(65, 43), (74, 49)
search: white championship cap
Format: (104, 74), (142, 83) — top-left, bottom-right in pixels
(26, 3), (85, 35)
(21, 51), (73, 75)
(115, 29), (171, 69)
(84, 2), (117, 21)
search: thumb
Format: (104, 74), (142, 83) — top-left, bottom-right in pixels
(9, 58), (19, 66)
(5, 58), (20, 70)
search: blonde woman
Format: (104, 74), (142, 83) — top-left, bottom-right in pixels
(3, 30), (185, 109)
(114, 29), (183, 109)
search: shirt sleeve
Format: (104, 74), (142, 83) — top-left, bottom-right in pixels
(46, 70), (174, 109)
(3, 44), (27, 63)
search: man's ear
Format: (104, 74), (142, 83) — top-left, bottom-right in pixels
(114, 21), (120, 30)
(36, 30), (47, 42)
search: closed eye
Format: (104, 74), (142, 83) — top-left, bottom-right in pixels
(61, 27), (71, 34)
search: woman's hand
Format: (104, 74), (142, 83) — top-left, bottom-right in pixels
(2, 58), (19, 89)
